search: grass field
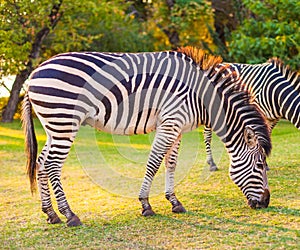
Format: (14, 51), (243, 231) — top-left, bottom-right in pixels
(0, 119), (299, 249)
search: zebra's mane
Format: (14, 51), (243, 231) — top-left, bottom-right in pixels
(268, 58), (300, 90)
(177, 46), (271, 155)
(177, 46), (223, 70)
(208, 65), (271, 155)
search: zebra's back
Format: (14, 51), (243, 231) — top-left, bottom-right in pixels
(27, 51), (201, 135)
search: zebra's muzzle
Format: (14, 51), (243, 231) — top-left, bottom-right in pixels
(248, 189), (270, 209)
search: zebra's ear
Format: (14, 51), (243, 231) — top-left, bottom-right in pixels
(244, 126), (258, 148)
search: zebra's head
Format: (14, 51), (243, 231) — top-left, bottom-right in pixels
(176, 46), (273, 208)
(229, 125), (271, 209)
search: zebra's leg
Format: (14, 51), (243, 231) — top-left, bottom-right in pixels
(45, 137), (82, 227)
(203, 126), (218, 171)
(165, 134), (186, 213)
(37, 140), (62, 224)
(37, 169), (62, 224)
(139, 122), (181, 216)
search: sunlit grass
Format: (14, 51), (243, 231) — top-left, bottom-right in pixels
(0, 119), (299, 249)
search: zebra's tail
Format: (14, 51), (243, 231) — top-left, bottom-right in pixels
(21, 92), (38, 194)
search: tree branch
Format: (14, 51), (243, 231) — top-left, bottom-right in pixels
(0, 81), (11, 93)
(29, 0), (63, 60)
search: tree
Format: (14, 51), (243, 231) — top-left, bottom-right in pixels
(229, 0), (300, 69)
(207, 0), (244, 59)
(164, 0), (213, 48)
(211, 0), (237, 45)
(1, 0), (63, 122)
(0, 0), (155, 122)
(133, 0), (213, 50)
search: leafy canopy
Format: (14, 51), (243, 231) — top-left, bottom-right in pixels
(229, 0), (299, 69)
(0, 0), (155, 79)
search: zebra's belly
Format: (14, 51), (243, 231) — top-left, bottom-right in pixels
(87, 111), (158, 136)
(89, 116), (195, 136)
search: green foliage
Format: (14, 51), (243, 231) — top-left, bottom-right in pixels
(173, 0), (212, 45)
(229, 0), (300, 68)
(0, 0), (56, 75)
(150, 0), (213, 47)
(170, 0), (210, 30)
(1, 0), (299, 91)
(44, 0), (155, 54)
(0, 0), (156, 80)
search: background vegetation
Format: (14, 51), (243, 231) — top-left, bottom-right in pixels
(0, 0), (299, 121)
(229, 0), (300, 66)
(0, 120), (299, 248)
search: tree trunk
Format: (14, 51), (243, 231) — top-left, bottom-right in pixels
(162, 0), (180, 49)
(211, 0), (240, 45)
(1, 67), (32, 123)
(1, 1), (63, 123)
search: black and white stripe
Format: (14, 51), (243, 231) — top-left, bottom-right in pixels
(205, 59), (299, 171)
(22, 50), (271, 226)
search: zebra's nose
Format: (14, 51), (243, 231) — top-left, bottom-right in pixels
(248, 189), (270, 209)
(260, 188), (270, 208)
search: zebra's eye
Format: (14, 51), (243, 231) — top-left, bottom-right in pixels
(256, 162), (264, 170)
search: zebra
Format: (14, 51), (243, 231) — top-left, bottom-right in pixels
(198, 54), (300, 171)
(22, 47), (272, 227)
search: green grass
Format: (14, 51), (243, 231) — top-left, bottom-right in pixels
(0, 119), (299, 249)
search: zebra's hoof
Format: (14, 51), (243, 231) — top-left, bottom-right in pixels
(209, 165), (218, 171)
(67, 215), (82, 227)
(172, 204), (187, 213)
(142, 208), (155, 216)
(47, 214), (62, 224)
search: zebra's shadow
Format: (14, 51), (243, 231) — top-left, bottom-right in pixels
(266, 206), (300, 217)
(152, 208), (300, 235)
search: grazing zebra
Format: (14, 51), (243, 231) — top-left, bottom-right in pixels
(22, 47), (271, 227)
(199, 54), (300, 171)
